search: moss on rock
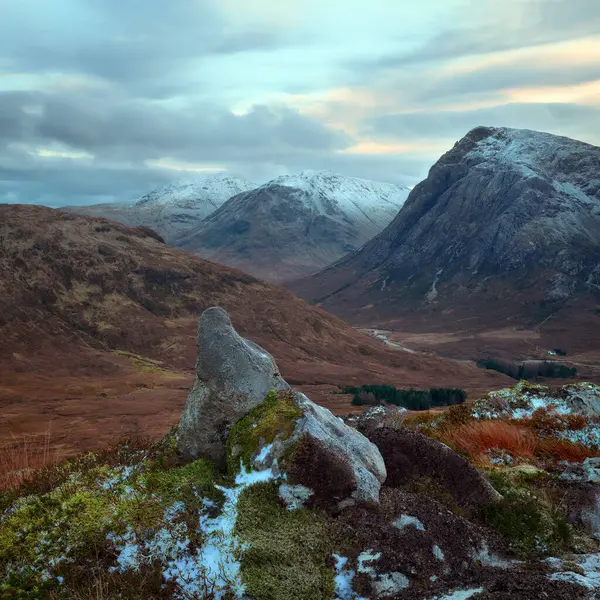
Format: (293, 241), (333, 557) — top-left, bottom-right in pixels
(235, 481), (335, 600)
(481, 470), (572, 558)
(227, 389), (303, 475)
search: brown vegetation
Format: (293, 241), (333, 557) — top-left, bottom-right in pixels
(0, 205), (510, 457)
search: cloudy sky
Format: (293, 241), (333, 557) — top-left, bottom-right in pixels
(1, 0), (599, 206)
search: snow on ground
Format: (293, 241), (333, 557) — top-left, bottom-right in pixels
(547, 553), (600, 591)
(393, 514), (426, 531)
(333, 554), (368, 600)
(472, 383), (572, 421)
(110, 464), (276, 599)
(136, 174), (256, 209)
(428, 589), (484, 600)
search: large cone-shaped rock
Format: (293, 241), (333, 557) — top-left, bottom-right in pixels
(177, 306), (387, 507)
(177, 306), (289, 464)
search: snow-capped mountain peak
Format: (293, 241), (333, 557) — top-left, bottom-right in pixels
(263, 170), (410, 222)
(135, 173), (257, 209)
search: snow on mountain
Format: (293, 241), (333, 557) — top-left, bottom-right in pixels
(265, 170), (410, 237)
(62, 174), (257, 243)
(177, 170), (410, 282)
(135, 174), (257, 211)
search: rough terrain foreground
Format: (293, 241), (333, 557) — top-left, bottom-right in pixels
(177, 170), (409, 282)
(2, 315), (600, 598)
(291, 127), (600, 353)
(62, 173), (257, 243)
(0, 204), (509, 458)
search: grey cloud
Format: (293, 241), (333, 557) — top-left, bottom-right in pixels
(0, 0), (288, 97)
(366, 103), (600, 147)
(0, 89), (351, 161)
(415, 63), (600, 101)
(356, 0), (600, 71)
(0, 87), (356, 206)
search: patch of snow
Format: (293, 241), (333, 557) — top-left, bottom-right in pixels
(333, 554), (368, 600)
(559, 424), (600, 449)
(110, 463), (277, 599)
(471, 541), (517, 569)
(433, 545), (445, 561)
(136, 174), (256, 210)
(278, 483), (313, 510)
(267, 170), (409, 235)
(254, 443), (273, 466)
(357, 549), (382, 573)
(429, 588), (484, 600)
(393, 514), (426, 531)
(371, 572), (410, 596)
(101, 465), (136, 490)
(548, 553), (600, 590)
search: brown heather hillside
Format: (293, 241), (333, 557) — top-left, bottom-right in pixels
(0, 205), (509, 457)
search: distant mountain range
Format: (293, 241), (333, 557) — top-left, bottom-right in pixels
(62, 174), (256, 243)
(177, 170), (410, 281)
(62, 171), (409, 282)
(290, 127), (600, 350)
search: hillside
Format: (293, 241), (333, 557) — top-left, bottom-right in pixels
(0, 205), (507, 456)
(178, 170), (409, 282)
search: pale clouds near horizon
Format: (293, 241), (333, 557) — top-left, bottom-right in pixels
(0, 0), (599, 206)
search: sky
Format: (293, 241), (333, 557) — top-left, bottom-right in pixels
(1, 0), (599, 206)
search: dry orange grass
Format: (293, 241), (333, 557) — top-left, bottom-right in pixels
(535, 437), (600, 462)
(0, 427), (62, 491)
(441, 420), (537, 460)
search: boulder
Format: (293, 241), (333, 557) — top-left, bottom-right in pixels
(178, 307), (387, 507)
(367, 428), (502, 508)
(562, 383), (600, 417)
(177, 306), (289, 465)
(354, 405), (408, 433)
(288, 393), (387, 507)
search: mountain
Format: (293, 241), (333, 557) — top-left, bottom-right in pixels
(0, 204), (508, 455)
(62, 173), (256, 242)
(291, 127), (600, 345)
(177, 170), (410, 282)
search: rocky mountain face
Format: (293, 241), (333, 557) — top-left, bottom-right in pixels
(177, 170), (410, 282)
(292, 127), (600, 333)
(62, 174), (256, 243)
(0, 205), (507, 457)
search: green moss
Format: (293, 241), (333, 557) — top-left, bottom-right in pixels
(141, 458), (224, 504)
(481, 471), (572, 558)
(227, 390), (303, 475)
(235, 482), (335, 600)
(0, 447), (222, 594)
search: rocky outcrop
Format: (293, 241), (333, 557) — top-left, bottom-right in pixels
(177, 306), (387, 507)
(176, 307), (289, 464)
(368, 428), (503, 508)
(292, 127), (600, 330)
